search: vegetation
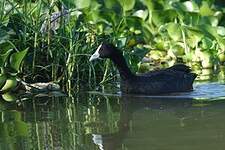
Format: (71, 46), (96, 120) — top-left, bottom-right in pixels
(0, 0), (225, 93)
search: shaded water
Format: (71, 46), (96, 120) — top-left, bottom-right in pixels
(1, 82), (225, 150)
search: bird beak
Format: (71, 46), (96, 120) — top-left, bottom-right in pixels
(89, 43), (102, 61)
(89, 51), (100, 61)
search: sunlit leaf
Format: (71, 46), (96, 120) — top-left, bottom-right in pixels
(166, 23), (182, 41)
(9, 48), (28, 72)
(201, 37), (213, 49)
(133, 10), (148, 20)
(201, 16), (218, 26)
(199, 1), (214, 16)
(185, 27), (204, 48)
(198, 25), (225, 50)
(182, 1), (199, 12)
(75, 0), (91, 9)
(217, 26), (225, 36)
(2, 92), (17, 102)
(118, 0), (135, 11)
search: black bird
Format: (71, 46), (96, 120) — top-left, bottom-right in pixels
(89, 43), (197, 95)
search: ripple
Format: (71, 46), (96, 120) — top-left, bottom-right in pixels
(88, 82), (225, 101)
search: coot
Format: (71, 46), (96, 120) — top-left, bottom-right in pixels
(89, 43), (197, 95)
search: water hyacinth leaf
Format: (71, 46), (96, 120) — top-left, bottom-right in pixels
(133, 10), (148, 20)
(140, 0), (154, 10)
(197, 25), (216, 39)
(100, 10), (118, 26)
(217, 38), (225, 50)
(201, 16), (218, 26)
(118, 0), (135, 11)
(199, 1), (214, 16)
(2, 92), (17, 102)
(171, 44), (185, 56)
(9, 48), (28, 72)
(182, 1), (199, 12)
(104, 0), (118, 9)
(199, 25), (225, 50)
(217, 26), (225, 36)
(75, 0), (91, 9)
(183, 12), (200, 25)
(185, 27), (204, 47)
(126, 16), (143, 30)
(1, 76), (17, 93)
(201, 37), (213, 49)
(173, 1), (199, 13)
(152, 10), (177, 26)
(166, 23), (182, 41)
(214, 11), (223, 20)
(88, 10), (100, 23)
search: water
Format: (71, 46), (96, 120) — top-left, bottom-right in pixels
(1, 82), (225, 150)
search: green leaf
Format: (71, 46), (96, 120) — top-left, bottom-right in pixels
(0, 49), (12, 68)
(140, 0), (154, 10)
(217, 26), (225, 36)
(166, 23), (182, 41)
(201, 16), (218, 26)
(183, 12), (200, 26)
(182, 1), (199, 12)
(133, 10), (148, 20)
(185, 26), (204, 47)
(198, 25), (225, 50)
(2, 92), (17, 102)
(75, 0), (91, 9)
(199, 1), (214, 16)
(126, 16), (143, 30)
(173, 1), (199, 13)
(9, 48), (28, 72)
(118, 0), (135, 11)
(201, 37), (213, 49)
(104, 0), (118, 9)
(152, 9), (177, 26)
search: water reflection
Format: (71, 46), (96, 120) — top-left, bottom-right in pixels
(0, 92), (225, 150)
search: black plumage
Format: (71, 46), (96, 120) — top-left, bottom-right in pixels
(90, 43), (197, 95)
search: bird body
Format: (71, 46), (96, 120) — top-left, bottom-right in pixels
(90, 43), (197, 95)
(120, 64), (196, 94)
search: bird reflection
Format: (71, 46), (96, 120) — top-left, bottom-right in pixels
(91, 95), (193, 150)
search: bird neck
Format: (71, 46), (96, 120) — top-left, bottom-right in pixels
(111, 52), (134, 80)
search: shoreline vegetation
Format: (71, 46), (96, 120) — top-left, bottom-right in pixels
(0, 0), (225, 99)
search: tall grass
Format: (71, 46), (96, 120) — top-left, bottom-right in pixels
(0, 0), (110, 92)
(0, 0), (225, 92)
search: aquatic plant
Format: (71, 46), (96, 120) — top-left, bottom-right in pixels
(0, 39), (27, 101)
(0, 0), (225, 90)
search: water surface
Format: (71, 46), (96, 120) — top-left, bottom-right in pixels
(1, 82), (225, 150)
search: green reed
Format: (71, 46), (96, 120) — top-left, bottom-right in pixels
(0, 0), (109, 92)
(1, 0), (225, 92)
